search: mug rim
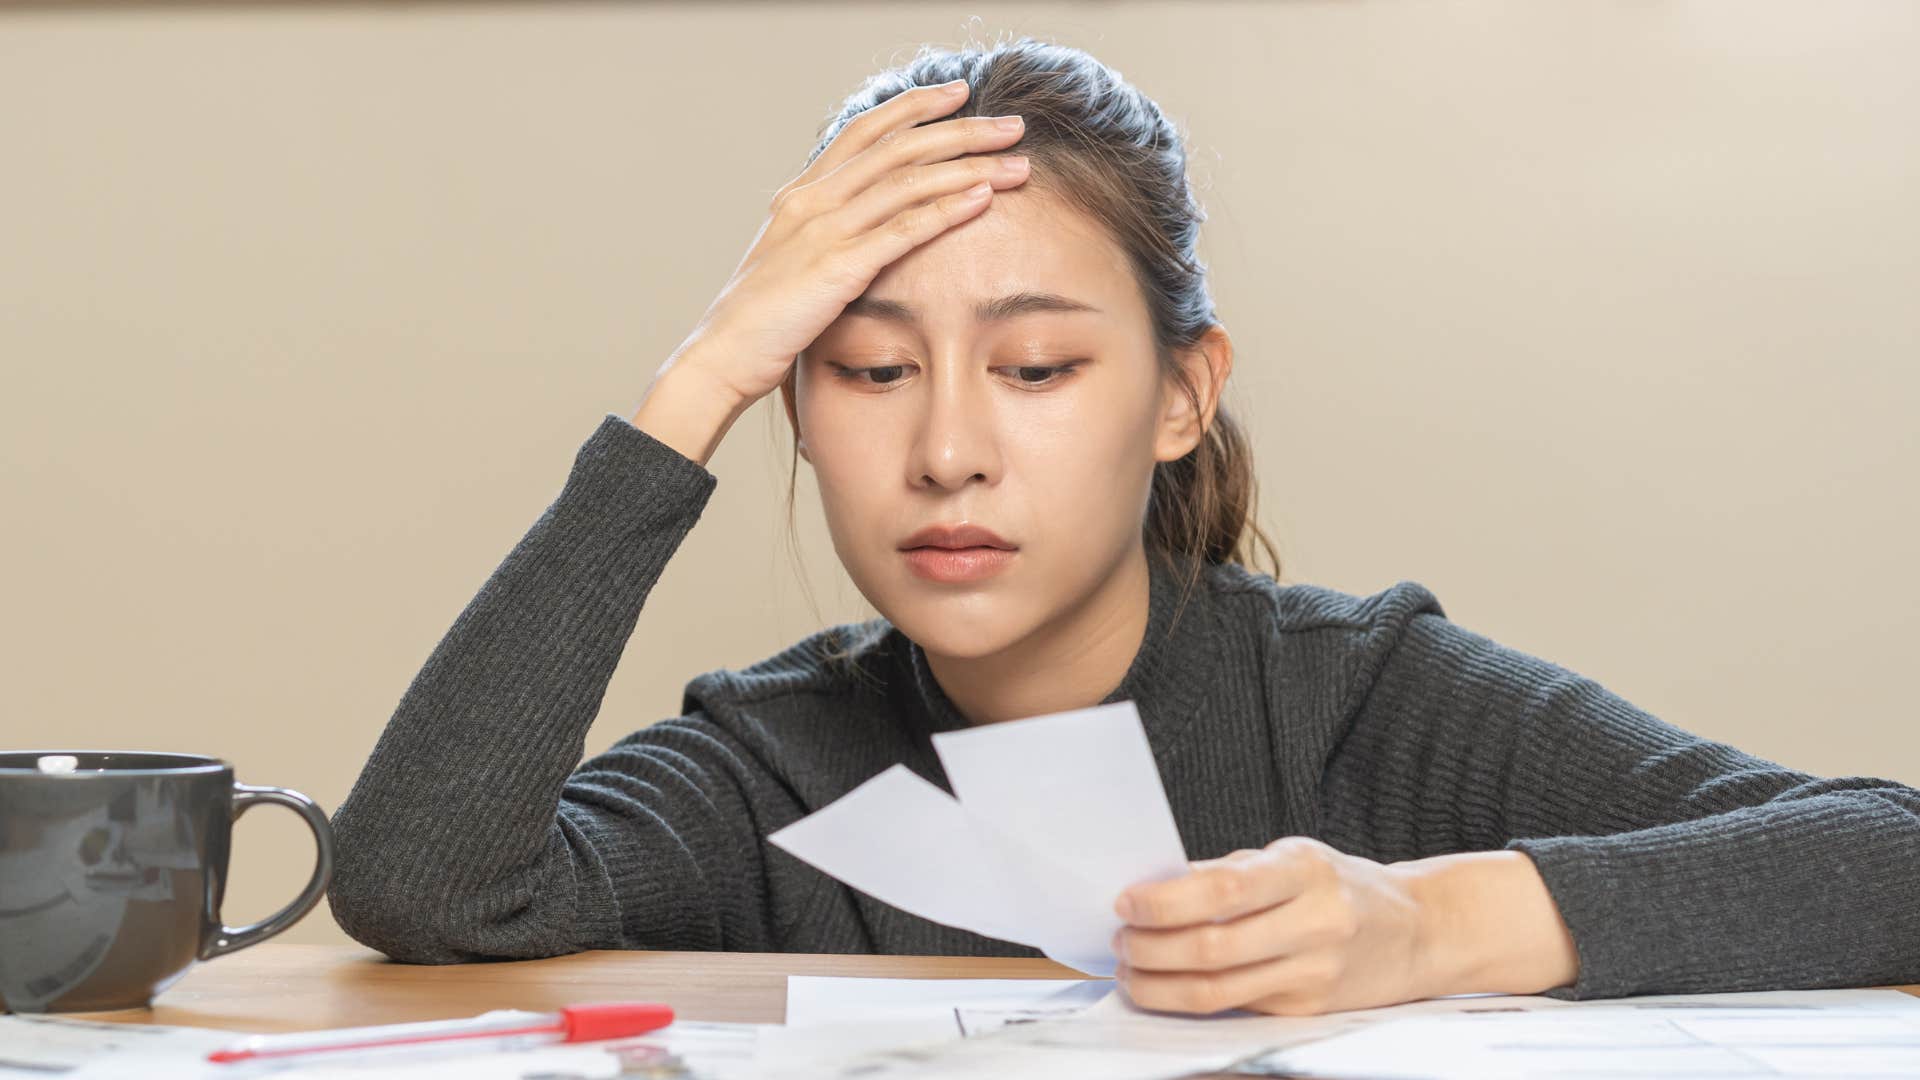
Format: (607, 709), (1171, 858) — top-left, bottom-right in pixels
(0, 750), (232, 777)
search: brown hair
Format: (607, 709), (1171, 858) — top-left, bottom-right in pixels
(772, 36), (1282, 675)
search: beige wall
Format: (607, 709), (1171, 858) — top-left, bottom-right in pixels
(3, 2), (1915, 947)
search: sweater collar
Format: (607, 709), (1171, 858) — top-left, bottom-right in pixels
(897, 546), (1223, 757)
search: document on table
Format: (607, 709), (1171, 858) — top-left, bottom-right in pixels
(762, 976), (1113, 1070)
(1253, 989), (1920, 1078)
(785, 974), (1109, 1035)
(765, 700), (1189, 975)
(0, 1012), (766, 1080)
(0, 1015), (233, 1078)
(757, 977), (1920, 1080)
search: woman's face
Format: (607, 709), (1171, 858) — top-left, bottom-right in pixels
(792, 187), (1194, 661)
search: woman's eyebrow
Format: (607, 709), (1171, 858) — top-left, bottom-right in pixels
(843, 291), (1103, 325)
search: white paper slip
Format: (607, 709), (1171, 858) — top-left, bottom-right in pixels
(766, 700), (1189, 976)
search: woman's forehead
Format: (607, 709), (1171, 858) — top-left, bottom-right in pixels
(854, 189), (1138, 330)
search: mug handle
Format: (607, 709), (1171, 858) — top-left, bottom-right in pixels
(201, 783), (336, 960)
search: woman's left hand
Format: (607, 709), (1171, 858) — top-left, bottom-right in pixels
(1111, 836), (1435, 1016)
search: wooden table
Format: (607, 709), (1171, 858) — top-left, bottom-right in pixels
(68, 943), (1920, 1037)
(69, 943), (1086, 1032)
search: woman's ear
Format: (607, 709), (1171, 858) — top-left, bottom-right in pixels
(1153, 323), (1234, 463)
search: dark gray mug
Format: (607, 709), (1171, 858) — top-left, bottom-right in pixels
(0, 751), (333, 1013)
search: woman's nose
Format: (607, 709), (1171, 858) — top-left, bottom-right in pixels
(908, 371), (1003, 491)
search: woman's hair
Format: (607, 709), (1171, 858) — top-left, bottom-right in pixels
(773, 35), (1282, 671)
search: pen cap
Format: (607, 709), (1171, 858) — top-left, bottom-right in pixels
(560, 1002), (675, 1042)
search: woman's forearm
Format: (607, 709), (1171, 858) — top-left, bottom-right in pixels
(329, 414), (720, 962)
(1402, 849), (1580, 998)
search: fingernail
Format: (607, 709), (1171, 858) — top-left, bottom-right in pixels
(1115, 893), (1134, 921)
(943, 79), (968, 95)
(994, 115), (1024, 131)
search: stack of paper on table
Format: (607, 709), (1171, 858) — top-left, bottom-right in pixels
(0, 1012), (766, 1080)
(764, 978), (1920, 1079)
(767, 700), (1188, 974)
(15, 976), (1915, 1079)
(1249, 990), (1920, 1078)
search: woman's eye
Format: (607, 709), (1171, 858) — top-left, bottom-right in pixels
(831, 364), (911, 387)
(1003, 364), (1080, 387)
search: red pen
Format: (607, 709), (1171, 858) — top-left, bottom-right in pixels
(206, 1002), (676, 1065)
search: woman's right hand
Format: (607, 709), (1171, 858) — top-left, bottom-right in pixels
(633, 80), (1030, 466)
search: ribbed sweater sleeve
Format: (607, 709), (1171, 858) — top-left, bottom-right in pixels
(1324, 608), (1920, 1000)
(326, 413), (725, 963)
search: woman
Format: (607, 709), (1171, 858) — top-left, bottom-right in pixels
(327, 38), (1920, 1017)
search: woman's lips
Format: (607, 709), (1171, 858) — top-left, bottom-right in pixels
(901, 546), (1017, 583)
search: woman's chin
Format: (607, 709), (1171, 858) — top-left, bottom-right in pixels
(875, 601), (1028, 663)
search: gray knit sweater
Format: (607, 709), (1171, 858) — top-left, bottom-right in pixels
(327, 413), (1920, 1001)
